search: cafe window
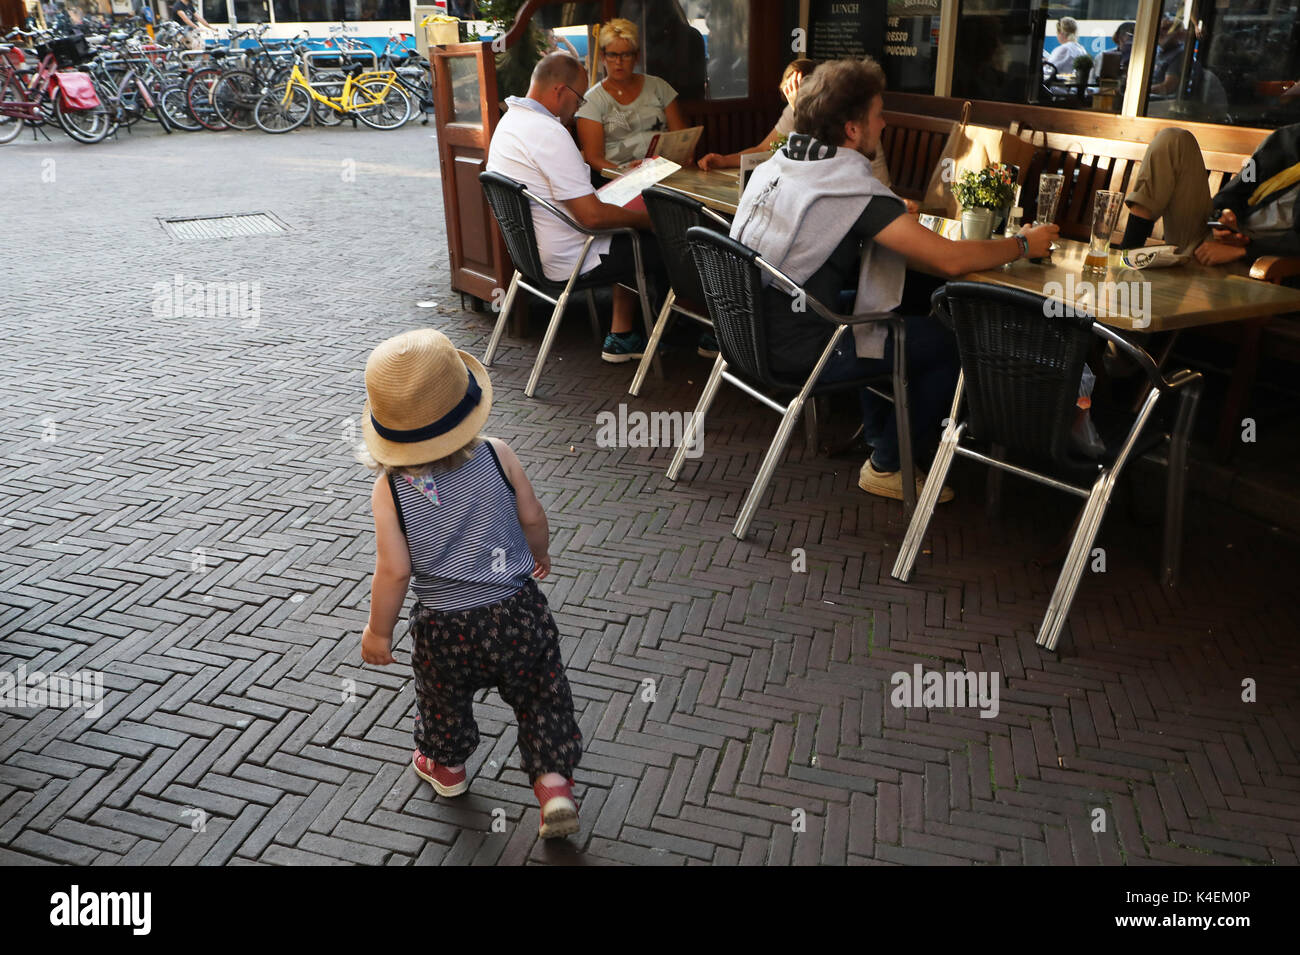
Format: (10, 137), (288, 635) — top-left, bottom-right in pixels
(610, 0), (748, 101)
(1139, 1), (1300, 129)
(952, 1), (1141, 112)
(882, 1), (941, 94)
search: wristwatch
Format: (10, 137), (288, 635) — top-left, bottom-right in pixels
(1015, 234), (1029, 259)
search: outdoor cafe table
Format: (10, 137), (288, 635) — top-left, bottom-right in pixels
(604, 170), (1300, 331)
(963, 237), (1300, 333)
(602, 165), (741, 216)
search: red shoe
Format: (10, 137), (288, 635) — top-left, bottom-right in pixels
(412, 750), (468, 797)
(534, 777), (579, 839)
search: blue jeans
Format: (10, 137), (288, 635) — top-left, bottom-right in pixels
(815, 315), (959, 473)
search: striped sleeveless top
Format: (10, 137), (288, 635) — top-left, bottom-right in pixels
(388, 442), (535, 612)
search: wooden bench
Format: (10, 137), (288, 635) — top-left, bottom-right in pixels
(879, 96), (1300, 460)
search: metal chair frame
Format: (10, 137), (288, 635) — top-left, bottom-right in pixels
(479, 170), (660, 398)
(629, 186), (732, 397)
(670, 228), (916, 541)
(891, 282), (1204, 652)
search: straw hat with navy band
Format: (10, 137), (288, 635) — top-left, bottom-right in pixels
(362, 329), (493, 467)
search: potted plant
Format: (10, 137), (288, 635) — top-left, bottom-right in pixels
(953, 162), (1017, 240)
(1073, 53), (1094, 99)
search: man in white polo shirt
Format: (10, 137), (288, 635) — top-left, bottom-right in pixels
(487, 52), (667, 363)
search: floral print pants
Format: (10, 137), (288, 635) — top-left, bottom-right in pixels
(408, 578), (582, 783)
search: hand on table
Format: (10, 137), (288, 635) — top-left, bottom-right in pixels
(1021, 223), (1059, 258)
(1210, 208), (1249, 247)
(1194, 239), (1247, 266)
(698, 152), (726, 171)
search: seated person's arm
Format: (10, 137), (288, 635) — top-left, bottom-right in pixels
(664, 98), (687, 133)
(700, 122), (783, 171)
(563, 191), (652, 233)
(577, 117), (621, 175)
(874, 214), (1057, 277)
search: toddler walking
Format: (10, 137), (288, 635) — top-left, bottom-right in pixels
(358, 329), (582, 839)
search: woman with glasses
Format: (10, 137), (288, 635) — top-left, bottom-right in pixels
(576, 18), (689, 178)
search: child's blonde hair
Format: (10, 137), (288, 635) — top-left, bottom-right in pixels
(357, 436), (484, 478)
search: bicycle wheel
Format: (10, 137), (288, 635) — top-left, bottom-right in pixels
(148, 85), (173, 133)
(54, 95), (110, 144)
(185, 67), (227, 131)
(211, 69), (260, 130)
(350, 78), (410, 130)
(309, 70), (346, 126)
(0, 76), (24, 145)
(253, 82), (310, 133)
(161, 86), (200, 131)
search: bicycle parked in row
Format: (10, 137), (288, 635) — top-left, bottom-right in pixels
(0, 29), (109, 145)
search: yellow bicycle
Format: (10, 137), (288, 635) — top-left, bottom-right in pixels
(253, 58), (411, 133)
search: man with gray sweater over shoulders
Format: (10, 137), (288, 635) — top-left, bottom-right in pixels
(732, 58), (1056, 502)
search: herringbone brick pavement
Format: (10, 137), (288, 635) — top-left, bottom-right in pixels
(1, 125), (1298, 866)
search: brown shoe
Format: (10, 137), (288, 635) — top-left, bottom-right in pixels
(858, 460), (954, 503)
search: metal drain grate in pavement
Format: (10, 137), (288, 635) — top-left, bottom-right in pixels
(160, 213), (289, 241)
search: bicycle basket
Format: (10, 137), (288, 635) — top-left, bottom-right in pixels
(35, 34), (93, 68)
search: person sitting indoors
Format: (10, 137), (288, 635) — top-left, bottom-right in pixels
(1046, 16), (1086, 76)
(1115, 123), (1300, 269)
(576, 18), (689, 177)
(730, 57), (1057, 502)
(698, 59), (910, 209)
(485, 53), (669, 364)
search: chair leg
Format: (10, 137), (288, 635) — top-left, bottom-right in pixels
(891, 319), (916, 511)
(630, 290), (675, 397)
(986, 443), (1006, 519)
(1036, 478), (1110, 652)
(667, 354), (725, 481)
(802, 397), (820, 458)
(483, 271), (520, 366)
(1161, 379), (1202, 588)
(525, 290), (573, 398)
(586, 289), (602, 347)
(733, 392), (809, 541)
(891, 420), (961, 581)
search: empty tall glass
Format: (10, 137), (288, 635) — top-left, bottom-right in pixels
(1034, 172), (1064, 262)
(1084, 190), (1124, 274)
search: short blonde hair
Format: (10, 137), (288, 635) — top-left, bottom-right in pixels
(357, 436), (483, 478)
(598, 18), (638, 51)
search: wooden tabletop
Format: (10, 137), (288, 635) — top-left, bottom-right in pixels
(603, 165), (740, 215)
(964, 238), (1300, 332)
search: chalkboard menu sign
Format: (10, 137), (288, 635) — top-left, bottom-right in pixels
(808, 0), (886, 62)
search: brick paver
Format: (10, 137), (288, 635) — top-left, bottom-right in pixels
(1, 124), (1298, 866)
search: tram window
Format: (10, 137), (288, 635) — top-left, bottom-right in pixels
(198, 0), (229, 22)
(232, 0), (270, 23)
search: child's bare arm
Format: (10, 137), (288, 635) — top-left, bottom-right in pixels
(363, 475), (411, 664)
(488, 438), (551, 578)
